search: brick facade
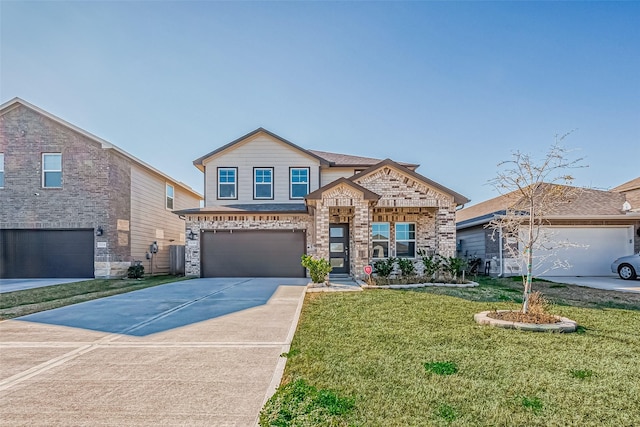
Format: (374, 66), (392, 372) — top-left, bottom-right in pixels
(1, 100), (200, 278)
(183, 214), (313, 277)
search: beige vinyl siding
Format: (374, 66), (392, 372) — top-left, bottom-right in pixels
(203, 133), (321, 205)
(130, 164), (201, 274)
(320, 167), (361, 187)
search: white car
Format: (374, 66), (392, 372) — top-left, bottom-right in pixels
(611, 253), (640, 280)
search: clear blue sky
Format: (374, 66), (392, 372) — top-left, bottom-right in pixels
(2, 1), (638, 206)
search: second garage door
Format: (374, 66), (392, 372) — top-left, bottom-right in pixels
(0, 229), (95, 279)
(201, 230), (306, 277)
(533, 226), (635, 276)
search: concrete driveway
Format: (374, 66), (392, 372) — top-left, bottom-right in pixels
(543, 275), (640, 293)
(0, 277), (308, 426)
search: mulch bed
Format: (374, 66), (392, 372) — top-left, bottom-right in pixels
(487, 310), (560, 324)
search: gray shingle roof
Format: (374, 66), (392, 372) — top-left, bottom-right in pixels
(456, 184), (627, 223)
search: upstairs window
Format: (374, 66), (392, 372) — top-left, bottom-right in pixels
(395, 223), (416, 258)
(254, 168), (273, 199)
(218, 167), (237, 199)
(166, 183), (174, 209)
(290, 167), (309, 199)
(42, 153), (62, 188)
(372, 222), (390, 258)
(0, 153), (4, 188)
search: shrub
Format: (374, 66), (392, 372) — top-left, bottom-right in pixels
(127, 262), (144, 279)
(301, 255), (332, 283)
(396, 257), (416, 277)
(442, 256), (466, 282)
(418, 249), (442, 282)
(374, 257), (396, 277)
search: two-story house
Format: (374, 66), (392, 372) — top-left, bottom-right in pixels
(0, 98), (202, 278)
(175, 128), (469, 279)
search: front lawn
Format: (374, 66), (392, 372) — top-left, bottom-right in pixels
(0, 275), (189, 320)
(262, 279), (640, 426)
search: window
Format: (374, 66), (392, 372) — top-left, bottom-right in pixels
(395, 223), (416, 258)
(166, 183), (174, 209)
(290, 167), (309, 199)
(42, 153), (62, 188)
(218, 167), (237, 199)
(372, 222), (390, 258)
(0, 153), (4, 188)
(254, 168), (273, 199)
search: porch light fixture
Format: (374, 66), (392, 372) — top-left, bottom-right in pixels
(95, 226), (104, 237)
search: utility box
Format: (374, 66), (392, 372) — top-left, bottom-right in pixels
(169, 245), (185, 275)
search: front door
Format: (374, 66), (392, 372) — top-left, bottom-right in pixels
(329, 224), (349, 274)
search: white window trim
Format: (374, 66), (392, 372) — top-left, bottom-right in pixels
(372, 222), (390, 259)
(217, 167), (237, 200)
(42, 153), (62, 188)
(290, 167), (309, 199)
(254, 167), (273, 200)
(166, 183), (175, 210)
(395, 222), (416, 258)
(0, 153), (4, 188)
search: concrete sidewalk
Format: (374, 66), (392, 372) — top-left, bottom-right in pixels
(0, 278), (307, 426)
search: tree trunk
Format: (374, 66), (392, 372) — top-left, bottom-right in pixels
(522, 203), (535, 313)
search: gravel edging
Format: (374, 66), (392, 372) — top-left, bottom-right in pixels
(474, 310), (578, 332)
(360, 281), (478, 290)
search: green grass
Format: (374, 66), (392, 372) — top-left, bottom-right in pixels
(0, 275), (190, 319)
(262, 280), (640, 426)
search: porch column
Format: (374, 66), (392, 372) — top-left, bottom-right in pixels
(315, 202), (330, 261)
(436, 205), (456, 257)
(351, 200), (370, 279)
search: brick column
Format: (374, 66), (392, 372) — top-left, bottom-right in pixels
(436, 206), (456, 257)
(315, 203), (330, 261)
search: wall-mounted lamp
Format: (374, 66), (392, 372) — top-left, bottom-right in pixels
(96, 226), (104, 237)
(187, 229), (197, 240)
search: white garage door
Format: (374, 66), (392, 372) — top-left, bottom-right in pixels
(532, 226), (634, 276)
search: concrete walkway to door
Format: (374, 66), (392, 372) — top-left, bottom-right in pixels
(0, 277), (308, 426)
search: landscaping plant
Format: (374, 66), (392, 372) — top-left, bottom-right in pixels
(487, 135), (586, 313)
(442, 256), (466, 282)
(418, 249), (442, 282)
(301, 254), (332, 283)
(373, 257), (396, 277)
(396, 257), (416, 277)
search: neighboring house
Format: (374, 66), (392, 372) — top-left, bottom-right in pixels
(456, 185), (640, 277)
(613, 177), (640, 213)
(0, 98), (202, 279)
(175, 128), (469, 279)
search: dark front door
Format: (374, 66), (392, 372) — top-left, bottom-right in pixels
(329, 224), (349, 274)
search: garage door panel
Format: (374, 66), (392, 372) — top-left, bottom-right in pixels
(533, 227), (634, 276)
(201, 230), (305, 277)
(1, 230), (94, 278)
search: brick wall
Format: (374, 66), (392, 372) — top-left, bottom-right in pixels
(0, 105), (132, 277)
(183, 214), (313, 277)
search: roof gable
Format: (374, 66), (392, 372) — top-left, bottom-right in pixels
(193, 127), (329, 172)
(305, 177), (381, 202)
(0, 97), (202, 199)
(613, 177), (640, 193)
(351, 159), (470, 206)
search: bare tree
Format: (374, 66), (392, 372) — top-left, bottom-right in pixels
(488, 133), (586, 313)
